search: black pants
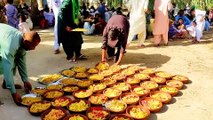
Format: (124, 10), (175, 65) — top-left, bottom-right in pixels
(61, 32), (82, 59)
(62, 41), (82, 59)
(107, 45), (121, 62)
(58, 17), (83, 60)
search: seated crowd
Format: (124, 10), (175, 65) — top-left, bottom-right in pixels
(168, 7), (212, 43)
(0, 0), (54, 31)
(80, 5), (124, 35)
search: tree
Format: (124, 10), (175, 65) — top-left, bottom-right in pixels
(171, 0), (213, 10)
(108, 0), (123, 8)
(79, 0), (213, 10)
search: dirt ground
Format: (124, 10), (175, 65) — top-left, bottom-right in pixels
(0, 28), (213, 120)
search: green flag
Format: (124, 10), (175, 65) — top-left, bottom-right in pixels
(72, 0), (80, 24)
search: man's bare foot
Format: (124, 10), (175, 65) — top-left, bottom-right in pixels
(138, 44), (145, 48)
(126, 43), (130, 48)
(155, 44), (160, 47)
(164, 43), (168, 46)
(12, 93), (22, 106)
(68, 58), (77, 63)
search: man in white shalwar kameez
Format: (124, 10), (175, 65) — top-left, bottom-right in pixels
(195, 10), (206, 42)
(127, 0), (149, 47)
(48, 0), (63, 54)
(186, 9), (206, 43)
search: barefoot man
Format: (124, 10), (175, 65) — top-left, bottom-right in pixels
(153, 0), (172, 46)
(0, 23), (40, 105)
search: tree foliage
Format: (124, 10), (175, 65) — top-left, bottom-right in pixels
(172, 0), (213, 10)
(108, 0), (123, 8)
(102, 0), (213, 10)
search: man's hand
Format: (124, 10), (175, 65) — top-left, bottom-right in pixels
(115, 53), (124, 65)
(102, 59), (106, 62)
(200, 16), (205, 22)
(84, 18), (93, 22)
(66, 26), (72, 32)
(24, 81), (32, 93)
(101, 49), (107, 62)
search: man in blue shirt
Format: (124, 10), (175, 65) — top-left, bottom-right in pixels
(175, 9), (191, 26)
(97, 0), (106, 20)
(0, 23), (40, 105)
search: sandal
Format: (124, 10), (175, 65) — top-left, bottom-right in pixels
(138, 44), (145, 48)
(76, 55), (87, 60)
(66, 56), (74, 60)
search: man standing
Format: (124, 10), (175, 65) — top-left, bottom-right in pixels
(3, 0), (18, 28)
(101, 15), (129, 65)
(48, 0), (63, 54)
(58, 0), (86, 61)
(0, 23), (40, 105)
(153, 0), (172, 46)
(127, 0), (149, 47)
(194, 9), (206, 43)
(97, 0), (106, 20)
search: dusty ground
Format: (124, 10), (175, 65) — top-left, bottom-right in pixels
(0, 28), (213, 120)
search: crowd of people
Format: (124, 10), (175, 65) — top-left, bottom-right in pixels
(0, 0), (213, 105)
(79, 1), (213, 46)
(0, 0), (33, 31)
(168, 6), (212, 43)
